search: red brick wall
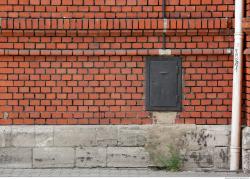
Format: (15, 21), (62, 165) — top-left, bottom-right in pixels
(244, 55), (249, 126)
(179, 55), (233, 124)
(0, 55), (151, 125)
(244, 0), (250, 126)
(0, 0), (236, 125)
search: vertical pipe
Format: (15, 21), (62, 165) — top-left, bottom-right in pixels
(230, 0), (244, 171)
(162, 0), (166, 18)
(162, 0), (166, 49)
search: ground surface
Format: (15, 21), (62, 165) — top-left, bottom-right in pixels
(0, 168), (248, 177)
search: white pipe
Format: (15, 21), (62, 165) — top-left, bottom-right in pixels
(230, 0), (244, 171)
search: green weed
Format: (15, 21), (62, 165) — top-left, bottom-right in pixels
(158, 145), (183, 172)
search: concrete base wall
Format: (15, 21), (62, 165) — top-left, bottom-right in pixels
(242, 127), (250, 173)
(0, 124), (231, 171)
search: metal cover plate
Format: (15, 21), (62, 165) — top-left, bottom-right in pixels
(146, 56), (182, 111)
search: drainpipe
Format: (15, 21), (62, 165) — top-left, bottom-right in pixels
(162, 0), (166, 49)
(230, 0), (244, 171)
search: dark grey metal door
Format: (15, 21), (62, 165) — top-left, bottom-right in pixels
(146, 56), (182, 111)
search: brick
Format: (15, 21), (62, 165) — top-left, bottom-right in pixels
(0, 0), (236, 126)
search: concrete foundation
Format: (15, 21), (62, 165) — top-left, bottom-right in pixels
(242, 127), (250, 173)
(0, 124), (232, 171)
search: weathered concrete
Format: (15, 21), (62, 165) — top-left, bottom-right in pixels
(76, 147), (106, 167)
(11, 126), (35, 147)
(54, 126), (96, 147)
(0, 126), (11, 147)
(214, 147), (229, 169)
(35, 126), (54, 147)
(118, 126), (148, 147)
(152, 112), (176, 124)
(242, 127), (250, 173)
(243, 127), (250, 149)
(0, 148), (32, 168)
(242, 149), (250, 173)
(107, 147), (150, 167)
(182, 147), (229, 170)
(0, 125), (233, 170)
(33, 147), (74, 168)
(184, 149), (214, 169)
(0, 168), (249, 177)
(196, 125), (230, 147)
(96, 126), (118, 146)
(145, 125), (230, 170)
